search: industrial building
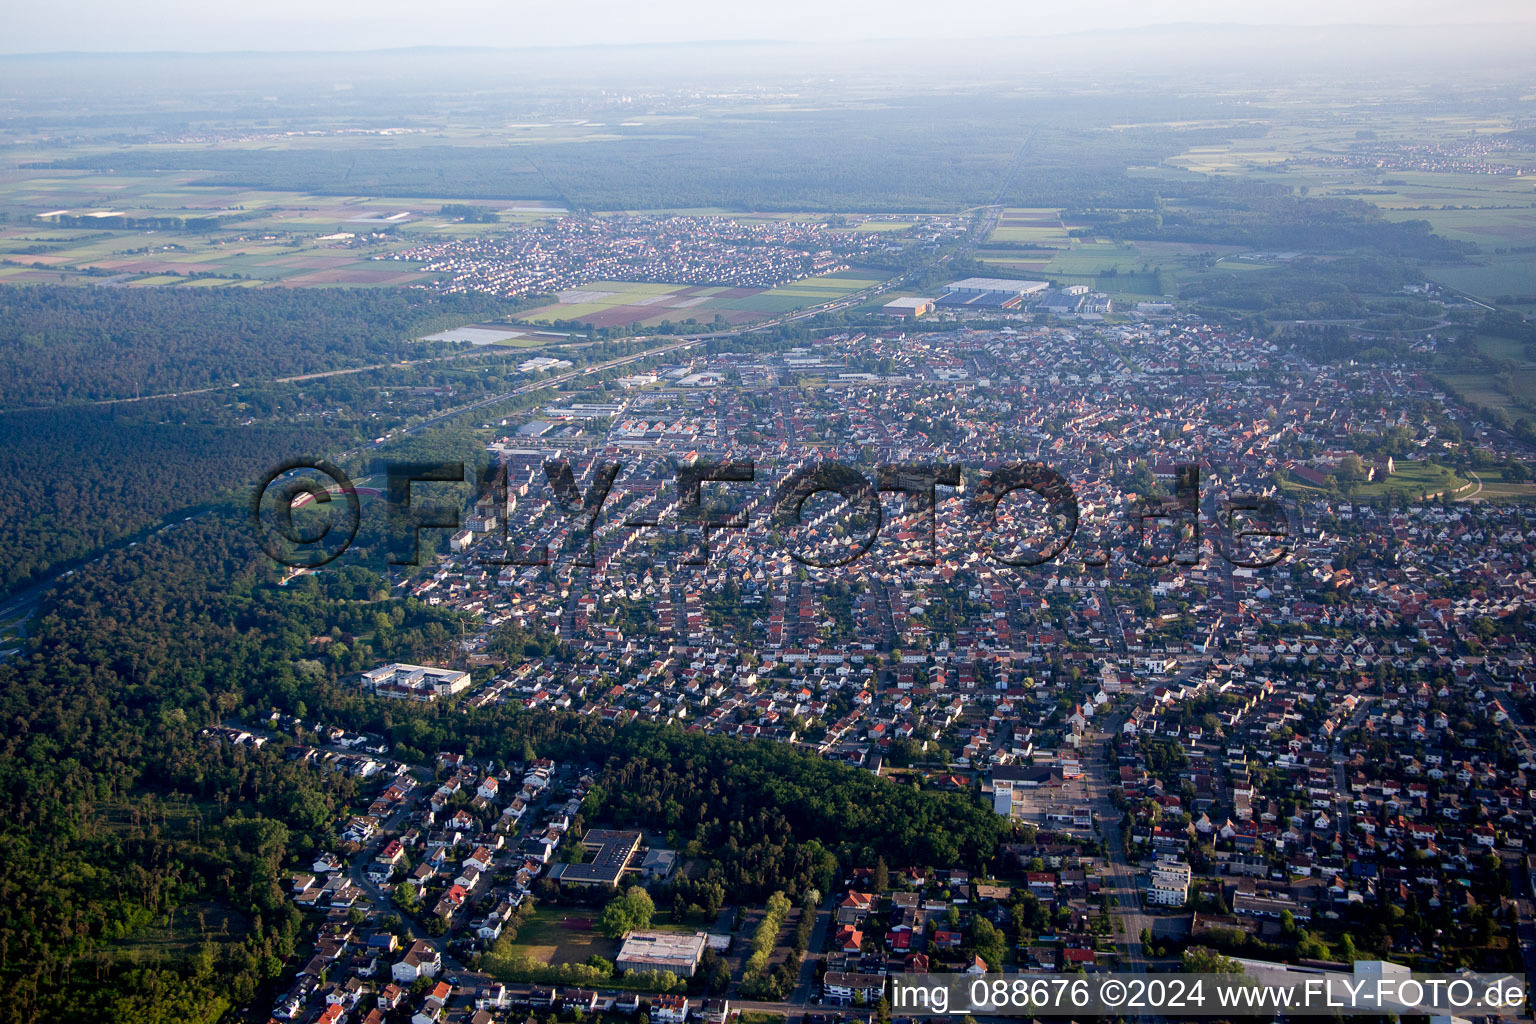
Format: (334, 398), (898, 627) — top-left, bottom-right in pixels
(1038, 285), (1112, 315)
(881, 296), (934, 319)
(936, 276), (1048, 309)
(361, 663), (471, 702)
(615, 931), (708, 977)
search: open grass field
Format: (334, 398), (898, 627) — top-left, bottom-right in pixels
(502, 907), (618, 965)
(977, 236), (1211, 297)
(1353, 460), (1467, 500)
(1283, 460), (1468, 501)
(503, 908), (623, 964)
(1439, 354), (1536, 420)
(521, 268), (885, 328)
(1468, 468), (1536, 502)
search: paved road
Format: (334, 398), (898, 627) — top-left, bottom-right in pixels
(790, 889), (837, 1004)
(1083, 716), (1152, 1017)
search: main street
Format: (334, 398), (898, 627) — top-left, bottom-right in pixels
(1083, 711), (1153, 1021)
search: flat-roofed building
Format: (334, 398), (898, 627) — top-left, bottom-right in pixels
(557, 829), (643, 888)
(362, 664), (471, 702)
(1147, 860), (1192, 907)
(824, 971), (886, 1004)
(939, 277), (1048, 307)
(616, 931), (708, 977)
(882, 296), (935, 319)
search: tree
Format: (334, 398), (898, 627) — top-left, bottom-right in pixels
(873, 857), (890, 893)
(972, 917), (1006, 971)
(601, 886), (656, 938)
(1183, 947), (1243, 973)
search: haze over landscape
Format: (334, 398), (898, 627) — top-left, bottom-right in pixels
(4, 0), (1536, 51)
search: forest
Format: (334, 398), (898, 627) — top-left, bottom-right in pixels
(0, 285), (513, 408)
(1076, 188), (1474, 262)
(33, 105), (1257, 213)
(0, 503), (1006, 1021)
(0, 403), (344, 593)
(0, 516), (419, 1022)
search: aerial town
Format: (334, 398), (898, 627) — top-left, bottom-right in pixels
(378, 215), (950, 298)
(200, 276), (1536, 1024)
(4, 22), (1536, 1024)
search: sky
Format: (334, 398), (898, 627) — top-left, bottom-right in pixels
(2, 0), (1534, 53)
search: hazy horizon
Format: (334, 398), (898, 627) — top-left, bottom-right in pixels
(3, 0), (1534, 55)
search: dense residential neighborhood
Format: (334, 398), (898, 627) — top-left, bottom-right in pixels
(205, 306), (1536, 1024)
(7, 21), (1536, 1024)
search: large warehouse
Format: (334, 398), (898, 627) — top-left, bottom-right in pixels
(936, 277), (1048, 309)
(881, 296), (935, 319)
(615, 931), (709, 976)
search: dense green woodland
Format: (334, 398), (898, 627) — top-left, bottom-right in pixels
(1077, 189), (1472, 262)
(0, 286), (512, 407)
(0, 508), (1002, 1022)
(37, 110), (1260, 212)
(0, 404), (344, 594)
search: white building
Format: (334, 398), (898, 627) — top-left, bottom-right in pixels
(362, 663), (471, 702)
(1147, 860), (1191, 907)
(945, 277), (1048, 299)
(391, 940), (441, 982)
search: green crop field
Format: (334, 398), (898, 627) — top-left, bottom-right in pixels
(1425, 255), (1536, 302)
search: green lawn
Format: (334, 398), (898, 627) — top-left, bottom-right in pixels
(1284, 460), (1467, 501)
(1467, 467), (1536, 502)
(504, 907), (618, 965)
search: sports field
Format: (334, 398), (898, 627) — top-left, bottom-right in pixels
(501, 908), (617, 965)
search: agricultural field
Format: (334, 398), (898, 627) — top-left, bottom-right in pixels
(0, 168), (910, 329)
(0, 168), (565, 289)
(1432, 334), (1536, 422)
(1157, 116), (1536, 302)
(987, 207), (1070, 246)
(1423, 254), (1536, 304)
